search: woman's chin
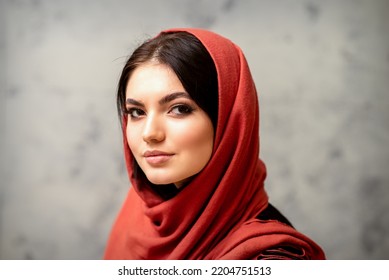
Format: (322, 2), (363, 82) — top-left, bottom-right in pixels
(146, 176), (190, 189)
(146, 175), (174, 186)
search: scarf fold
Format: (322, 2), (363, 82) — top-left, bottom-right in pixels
(104, 28), (325, 260)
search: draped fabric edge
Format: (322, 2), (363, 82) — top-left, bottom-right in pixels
(103, 27), (326, 260)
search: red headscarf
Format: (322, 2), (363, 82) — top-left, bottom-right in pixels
(104, 28), (325, 259)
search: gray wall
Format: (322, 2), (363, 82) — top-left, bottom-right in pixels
(1, 0), (388, 259)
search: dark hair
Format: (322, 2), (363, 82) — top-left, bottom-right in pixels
(116, 31), (218, 195)
(117, 31), (218, 128)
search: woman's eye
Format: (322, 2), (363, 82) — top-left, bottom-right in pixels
(125, 108), (145, 119)
(170, 104), (194, 116)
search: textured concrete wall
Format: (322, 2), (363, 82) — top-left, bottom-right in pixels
(1, 0), (388, 259)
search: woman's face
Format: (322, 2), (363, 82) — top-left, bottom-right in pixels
(125, 63), (214, 188)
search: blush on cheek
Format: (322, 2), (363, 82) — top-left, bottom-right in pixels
(177, 122), (214, 158)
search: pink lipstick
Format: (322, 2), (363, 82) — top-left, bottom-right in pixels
(143, 150), (174, 165)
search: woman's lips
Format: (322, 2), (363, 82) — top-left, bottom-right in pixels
(143, 150), (174, 165)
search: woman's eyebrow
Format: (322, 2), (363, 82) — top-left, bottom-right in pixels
(159, 92), (191, 105)
(126, 92), (190, 107)
(126, 98), (144, 107)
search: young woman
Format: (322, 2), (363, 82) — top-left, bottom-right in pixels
(104, 28), (325, 260)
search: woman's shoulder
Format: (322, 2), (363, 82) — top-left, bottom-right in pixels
(254, 203), (320, 260)
(256, 203), (294, 228)
(209, 203), (325, 259)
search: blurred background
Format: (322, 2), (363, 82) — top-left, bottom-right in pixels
(1, 0), (388, 259)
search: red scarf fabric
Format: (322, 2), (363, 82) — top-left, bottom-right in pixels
(104, 28), (325, 259)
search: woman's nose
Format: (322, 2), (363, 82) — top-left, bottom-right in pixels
(142, 114), (165, 143)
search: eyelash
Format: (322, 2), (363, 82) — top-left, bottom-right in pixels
(124, 104), (195, 119)
(170, 104), (195, 115)
(124, 108), (145, 119)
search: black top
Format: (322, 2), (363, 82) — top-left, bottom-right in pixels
(256, 203), (294, 227)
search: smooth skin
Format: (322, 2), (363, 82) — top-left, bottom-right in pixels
(125, 62), (214, 188)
